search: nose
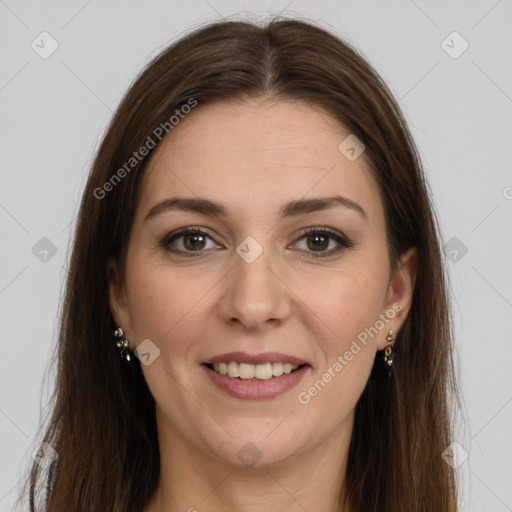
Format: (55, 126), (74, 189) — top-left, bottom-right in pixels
(217, 242), (292, 332)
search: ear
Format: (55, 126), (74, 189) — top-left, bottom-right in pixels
(377, 246), (418, 350)
(108, 257), (133, 339)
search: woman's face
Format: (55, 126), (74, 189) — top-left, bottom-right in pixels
(110, 98), (416, 468)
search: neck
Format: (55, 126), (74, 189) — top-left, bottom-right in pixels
(145, 407), (354, 512)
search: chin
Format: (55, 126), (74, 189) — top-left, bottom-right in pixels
(211, 438), (297, 470)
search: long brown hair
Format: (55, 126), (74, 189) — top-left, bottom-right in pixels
(17, 17), (459, 511)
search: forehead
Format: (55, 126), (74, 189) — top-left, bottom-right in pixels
(138, 98), (383, 223)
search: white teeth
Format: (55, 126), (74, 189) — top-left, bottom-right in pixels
(254, 363), (272, 380)
(272, 362), (284, 376)
(239, 363), (255, 379)
(211, 361), (300, 380)
(227, 361), (239, 378)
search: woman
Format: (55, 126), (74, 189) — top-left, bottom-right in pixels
(19, 17), (459, 511)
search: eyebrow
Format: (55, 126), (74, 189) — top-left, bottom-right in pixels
(144, 194), (367, 222)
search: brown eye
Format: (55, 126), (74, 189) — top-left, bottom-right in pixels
(306, 234), (329, 251)
(183, 233), (207, 251)
(294, 227), (354, 258)
(162, 227), (219, 255)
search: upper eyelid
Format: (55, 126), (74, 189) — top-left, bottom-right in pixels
(163, 226), (346, 242)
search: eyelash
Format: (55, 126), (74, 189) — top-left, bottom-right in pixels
(160, 226), (354, 259)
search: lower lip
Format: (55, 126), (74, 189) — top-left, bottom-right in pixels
(201, 364), (310, 400)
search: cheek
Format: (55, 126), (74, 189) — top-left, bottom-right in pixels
(295, 270), (383, 421)
(124, 256), (214, 344)
(303, 265), (388, 341)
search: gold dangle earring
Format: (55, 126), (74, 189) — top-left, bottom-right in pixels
(383, 329), (395, 370)
(115, 327), (132, 362)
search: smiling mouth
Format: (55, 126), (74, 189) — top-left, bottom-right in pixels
(204, 362), (307, 380)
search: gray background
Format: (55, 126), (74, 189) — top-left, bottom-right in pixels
(1, 1), (511, 510)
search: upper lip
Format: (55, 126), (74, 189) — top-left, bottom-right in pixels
(203, 351), (310, 366)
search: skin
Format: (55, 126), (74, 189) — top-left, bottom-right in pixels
(109, 98), (417, 512)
